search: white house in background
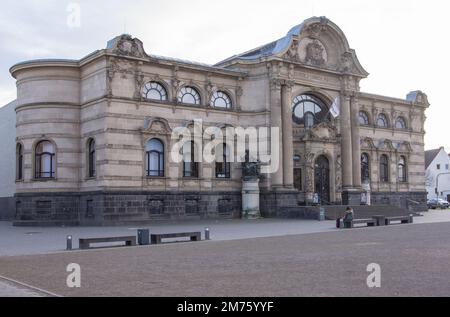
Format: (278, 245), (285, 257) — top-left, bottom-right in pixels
(425, 147), (450, 200)
(0, 100), (16, 220)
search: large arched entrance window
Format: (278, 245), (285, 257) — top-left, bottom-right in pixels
(314, 155), (330, 204)
(183, 141), (199, 178)
(361, 153), (370, 183)
(35, 141), (56, 179)
(145, 139), (165, 177)
(292, 95), (330, 129)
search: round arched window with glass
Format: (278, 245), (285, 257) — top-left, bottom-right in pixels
(377, 114), (389, 128)
(210, 91), (232, 109)
(359, 111), (370, 126)
(395, 117), (407, 130)
(178, 86), (201, 105)
(292, 95), (329, 128)
(142, 82), (168, 101)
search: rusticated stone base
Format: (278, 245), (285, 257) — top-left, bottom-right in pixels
(260, 190), (300, 218)
(371, 191), (428, 213)
(12, 190), (428, 226)
(342, 190), (363, 206)
(14, 191), (242, 227)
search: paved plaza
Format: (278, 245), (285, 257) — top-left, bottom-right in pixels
(0, 210), (450, 297)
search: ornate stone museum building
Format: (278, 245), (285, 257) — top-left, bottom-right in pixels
(10, 17), (430, 225)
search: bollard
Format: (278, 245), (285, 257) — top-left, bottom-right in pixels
(204, 227), (211, 241)
(66, 235), (73, 251)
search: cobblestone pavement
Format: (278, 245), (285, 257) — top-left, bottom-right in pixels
(0, 221), (450, 297)
(1, 210), (449, 257)
(0, 280), (45, 297)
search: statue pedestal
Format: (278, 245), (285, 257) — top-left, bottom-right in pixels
(242, 179), (261, 219)
(362, 182), (371, 206)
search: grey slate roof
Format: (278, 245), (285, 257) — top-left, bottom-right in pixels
(425, 148), (442, 169)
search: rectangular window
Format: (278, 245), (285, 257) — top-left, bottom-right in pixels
(437, 164), (441, 170)
(294, 169), (302, 191)
(446, 165), (449, 170)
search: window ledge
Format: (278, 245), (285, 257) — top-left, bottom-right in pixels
(32, 178), (56, 182)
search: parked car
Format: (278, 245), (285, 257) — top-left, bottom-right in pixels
(427, 199), (450, 210)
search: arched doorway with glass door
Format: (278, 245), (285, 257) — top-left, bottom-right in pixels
(314, 155), (330, 205)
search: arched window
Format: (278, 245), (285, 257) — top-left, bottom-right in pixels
(292, 94), (329, 128)
(210, 91), (232, 109)
(398, 156), (407, 183)
(145, 139), (165, 177)
(142, 82), (168, 101)
(380, 154), (389, 183)
(216, 143), (231, 179)
(16, 143), (23, 181)
(178, 86), (201, 105)
(35, 141), (55, 179)
(395, 117), (407, 130)
(377, 114), (389, 128)
(183, 141), (199, 178)
(88, 139), (96, 178)
(359, 111), (370, 126)
(361, 153), (370, 183)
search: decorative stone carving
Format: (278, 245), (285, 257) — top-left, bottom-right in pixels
(361, 137), (376, 151)
(302, 122), (338, 142)
(304, 18), (329, 37)
(305, 40), (326, 66)
(134, 73), (145, 100)
(336, 154), (342, 192)
(108, 34), (147, 58)
(339, 52), (355, 73)
(141, 117), (172, 137)
(284, 39), (300, 62)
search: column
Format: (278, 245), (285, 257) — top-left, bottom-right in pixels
(281, 82), (294, 188)
(340, 93), (353, 190)
(351, 96), (362, 189)
(270, 79), (284, 189)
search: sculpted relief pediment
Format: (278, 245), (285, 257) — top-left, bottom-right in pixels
(281, 18), (368, 77)
(303, 122), (337, 141)
(107, 34), (147, 58)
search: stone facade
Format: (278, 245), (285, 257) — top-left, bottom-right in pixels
(0, 101), (16, 220)
(10, 17), (430, 225)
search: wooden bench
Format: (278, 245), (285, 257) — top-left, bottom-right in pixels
(79, 236), (137, 250)
(339, 219), (376, 229)
(385, 216), (413, 226)
(151, 232), (201, 245)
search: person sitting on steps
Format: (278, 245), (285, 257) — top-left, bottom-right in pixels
(343, 207), (354, 229)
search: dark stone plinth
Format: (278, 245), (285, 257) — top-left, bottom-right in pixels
(342, 190), (363, 206)
(14, 191), (242, 227)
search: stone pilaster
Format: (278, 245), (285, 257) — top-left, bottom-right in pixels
(281, 82), (294, 188)
(351, 95), (362, 189)
(270, 79), (284, 189)
(340, 93), (353, 190)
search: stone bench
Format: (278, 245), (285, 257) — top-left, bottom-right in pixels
(339, 219), (377, 229)
(385, 216), (413, 226)
(79, 236), (137, 250)
(151, 232), (201, 245)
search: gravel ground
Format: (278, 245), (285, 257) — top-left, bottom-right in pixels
(0, 221), (450, 297)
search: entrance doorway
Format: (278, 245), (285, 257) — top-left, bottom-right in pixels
(314, 155), (330, 204)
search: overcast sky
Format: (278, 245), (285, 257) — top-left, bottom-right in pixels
(0, 0), (448, 150)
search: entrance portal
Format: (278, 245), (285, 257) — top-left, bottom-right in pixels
(314, 155), (330, 204)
